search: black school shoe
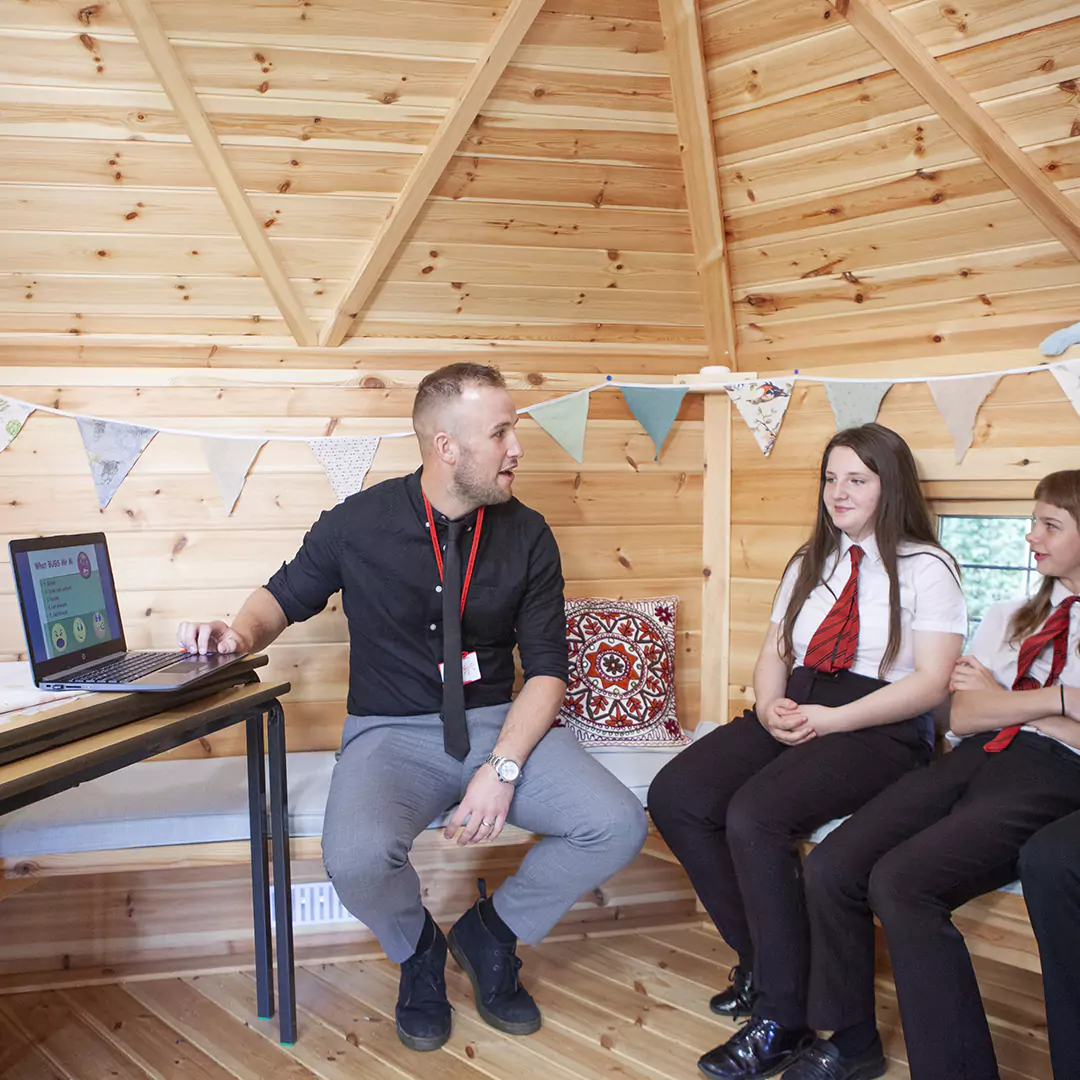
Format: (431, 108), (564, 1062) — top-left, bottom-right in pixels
(447, 894), (542, 1035)
(698, 1017), (815, 1079)
(396, 912), (452, 1051)
(710, 965), (756, 1019)
(781, 1036), (886, 1080)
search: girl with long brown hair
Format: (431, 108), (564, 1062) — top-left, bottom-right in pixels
(649, 423), (966, 1080)
(796, 469), (1080, 1080)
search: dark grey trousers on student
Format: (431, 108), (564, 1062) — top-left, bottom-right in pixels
(321, 703), (648, 963)
(806, 732), (1080, 1080)
(648, 666), (931, 1029)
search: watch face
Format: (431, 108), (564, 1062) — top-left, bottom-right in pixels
(497, 759), (520, 782)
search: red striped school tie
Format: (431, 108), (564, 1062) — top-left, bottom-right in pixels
(984, 594), (1079, 752)
(804, 545), (865, 674)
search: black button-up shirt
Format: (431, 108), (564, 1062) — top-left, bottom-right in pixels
(264, 469), (568, 718)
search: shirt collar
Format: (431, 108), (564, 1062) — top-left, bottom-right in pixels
(838, 530), (880, 566)
(1050, 579), (1080, 606)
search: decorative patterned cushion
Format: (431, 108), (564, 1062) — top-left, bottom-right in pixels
(558, 596), (687, 747)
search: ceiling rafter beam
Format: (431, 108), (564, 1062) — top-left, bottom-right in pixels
(831, 0), (1080, 263)
(319, 0), (546, 348)
(658, 0), (739, 370)
(118, 0), (317, 346)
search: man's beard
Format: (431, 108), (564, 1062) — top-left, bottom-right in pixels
(451, 449), (512, 507)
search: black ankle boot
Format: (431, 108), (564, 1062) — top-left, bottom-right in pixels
(710, 965), (756, 1019)
(448, 886), (541, 1036)
(396, 912), (451, 1051)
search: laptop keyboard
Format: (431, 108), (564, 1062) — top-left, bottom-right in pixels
(77, 651), (189, 684)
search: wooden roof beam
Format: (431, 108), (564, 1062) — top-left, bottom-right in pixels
(119, 0), (317, 347)
(658, 0), (739, 370)
(319, 0), (545, 348)
(831, 0), (1080, 263)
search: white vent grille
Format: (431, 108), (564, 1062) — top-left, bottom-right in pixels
(269, 880), (360, 927)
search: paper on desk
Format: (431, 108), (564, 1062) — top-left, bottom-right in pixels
(0, 662), (84, 722)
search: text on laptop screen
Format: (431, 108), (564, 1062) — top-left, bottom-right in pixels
(15, 542), (122, 662)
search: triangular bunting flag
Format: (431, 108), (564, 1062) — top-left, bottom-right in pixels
(928, 375), (1001, 464)
(527, 392), (590, 463)
(1050, 360), (1080, 421)
(201, 436), (266, 515)
(77, 417), (157, 509)
(825, 381), (892, 431)
(621, 386), (689, 460)
(1040, 320), (1080, 357)
(308, 435), (380, 503)
(726, 379), (795, 456)
(0, 395), (34, 452)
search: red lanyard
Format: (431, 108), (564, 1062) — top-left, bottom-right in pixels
(423, 493), (485, 619)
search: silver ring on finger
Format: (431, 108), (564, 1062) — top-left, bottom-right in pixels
(481, 819), (495, 828)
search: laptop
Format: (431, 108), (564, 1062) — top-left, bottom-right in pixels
(9, 532), (247, 692)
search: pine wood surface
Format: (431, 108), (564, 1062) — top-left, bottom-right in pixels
(0, 923), (1053, 1079)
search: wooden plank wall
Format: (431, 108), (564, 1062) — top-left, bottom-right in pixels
(702, 0), (1080, 378)
(0, 0), (704, 342)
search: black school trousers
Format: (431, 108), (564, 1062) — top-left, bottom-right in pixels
(805, 732), (1080, 1080)
(648, 666), (930, 1028)
(1019, 807), (1080, 1080)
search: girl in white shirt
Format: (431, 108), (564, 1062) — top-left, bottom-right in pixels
(649, 423), (966, 1080)
(799, 469), (1080, 1080)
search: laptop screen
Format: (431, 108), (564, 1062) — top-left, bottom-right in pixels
(10, 533), (125, 677)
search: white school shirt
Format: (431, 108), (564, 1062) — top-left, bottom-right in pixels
(770, 532), (968, 683)
(966, 581), (1080, 755)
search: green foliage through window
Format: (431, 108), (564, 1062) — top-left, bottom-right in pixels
(937, 516), (1036, 639)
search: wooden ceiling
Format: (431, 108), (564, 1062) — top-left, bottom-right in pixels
(2, 0), (1080, 373)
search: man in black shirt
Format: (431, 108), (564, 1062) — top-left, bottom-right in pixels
(178, 363), (648, 1052)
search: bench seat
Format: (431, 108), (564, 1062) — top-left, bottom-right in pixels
(0, 743), (685, 861)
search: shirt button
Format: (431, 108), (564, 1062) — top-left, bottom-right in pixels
(429, 623), (437, 631)
(435, 585), (442, 593)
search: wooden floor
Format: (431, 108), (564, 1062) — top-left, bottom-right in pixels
(0, 924), (1052, 1080)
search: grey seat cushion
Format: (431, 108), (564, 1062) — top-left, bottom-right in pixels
(0, 742), (686, 859)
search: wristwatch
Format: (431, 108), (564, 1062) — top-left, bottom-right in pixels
(486, 752), (521, 784)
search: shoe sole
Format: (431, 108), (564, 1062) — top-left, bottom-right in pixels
(395, 1019), (450, 1052)
(447, 931), (542, 1036)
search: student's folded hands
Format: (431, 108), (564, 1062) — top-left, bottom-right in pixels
(949, 655), (1004, 694)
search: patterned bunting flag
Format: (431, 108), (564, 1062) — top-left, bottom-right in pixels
(0, 395), (34, 452)
(825, 381), (893, 431)
(77, 417), (158, 509)
(1050, 360), (1080, 422)
(928, 374), (1001, 464)
(307, 436), (380, 502)
(726, 379), (795, 456)
(201, 436), (267, 515)
(527, 392), (590, 463)
(621, 386), (689, 460)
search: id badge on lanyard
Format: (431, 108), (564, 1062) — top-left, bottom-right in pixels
(424, 493), (485, 686)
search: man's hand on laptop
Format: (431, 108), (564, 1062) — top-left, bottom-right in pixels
(178, 620), (250, 656)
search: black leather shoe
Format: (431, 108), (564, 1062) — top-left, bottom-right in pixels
(710, 965), (756, 1019)
(396, 912), (451, 1051)
(698, 1018), (815, 1079)
(448, 896), (541, 1035)
(781, 1036), (886, 1080)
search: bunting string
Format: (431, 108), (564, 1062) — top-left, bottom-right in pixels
(0, 354), (1077, 513)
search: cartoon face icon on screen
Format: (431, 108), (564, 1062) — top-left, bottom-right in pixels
(51, 623), (68, 651)
(72, 616), (87, 643)
(92, 611), (108, 639)
(78, 551), (92, 579)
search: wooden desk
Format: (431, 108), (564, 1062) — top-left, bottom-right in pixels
(0, 671), (297, 1044)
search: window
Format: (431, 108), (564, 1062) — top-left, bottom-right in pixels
(937, 516), (1037, 639)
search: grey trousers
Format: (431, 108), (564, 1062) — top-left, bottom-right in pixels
(321, 704), (649, 963)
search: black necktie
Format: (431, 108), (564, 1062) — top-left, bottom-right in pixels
(441, 519), (469, 761)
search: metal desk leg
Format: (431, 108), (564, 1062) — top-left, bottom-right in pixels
(267, 698), (296, 1045)
(246, 710), (274, 1021)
